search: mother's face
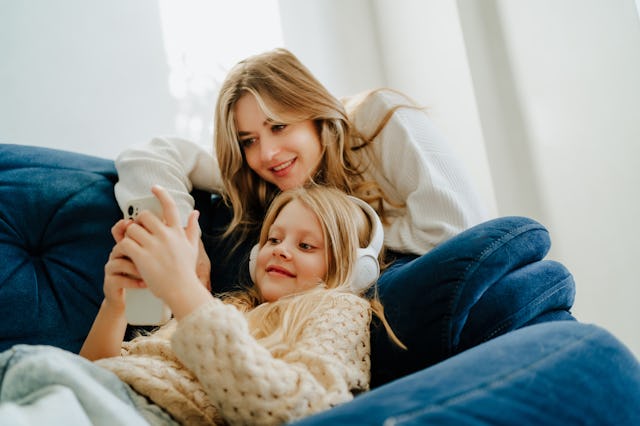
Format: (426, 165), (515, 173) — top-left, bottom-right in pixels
(234, 93), (323, 191)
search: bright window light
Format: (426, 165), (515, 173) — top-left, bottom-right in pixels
(158, 0), (284, 143)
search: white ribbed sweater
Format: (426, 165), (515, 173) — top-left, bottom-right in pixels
(96, 292), (371, 425)
(114, 90), (489, 254)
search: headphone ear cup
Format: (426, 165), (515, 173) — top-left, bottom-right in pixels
(249, 244), (259, 283)
(346, 195), (384, 293)
(352, 247), (380, 293)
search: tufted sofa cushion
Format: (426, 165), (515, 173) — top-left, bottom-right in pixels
(0, 144), (121, 352)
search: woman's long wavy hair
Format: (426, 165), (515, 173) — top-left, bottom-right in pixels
(220, 186), (404, 353)
(214, 48), (409, 242)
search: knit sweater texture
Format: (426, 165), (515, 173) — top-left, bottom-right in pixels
(96, 292), (371, 425)
(114, 90), (489, 256)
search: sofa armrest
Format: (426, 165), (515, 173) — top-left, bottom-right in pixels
(0, 144), (121, 352)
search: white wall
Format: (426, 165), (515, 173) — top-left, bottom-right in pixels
(489, 0), (640, 356)
(458, 0), (640, 356)
(1, 1), (175, 159)
(278, 0), (385, 97)
(0, 0), (283, 159)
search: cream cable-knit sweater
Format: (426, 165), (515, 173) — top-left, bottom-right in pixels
(114, 90), (489, 255)
(96, 292), (371, 425)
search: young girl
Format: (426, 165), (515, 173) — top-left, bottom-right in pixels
(114, 48), (575, 385)
(73, 184), (397, 425)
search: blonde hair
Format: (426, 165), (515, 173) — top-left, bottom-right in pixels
(220, 185), (404, 353)
(214, 48), (409, 241)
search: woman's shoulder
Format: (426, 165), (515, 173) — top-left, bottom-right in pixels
(342, 88), (418, 136)
(342, 88), (415, 114)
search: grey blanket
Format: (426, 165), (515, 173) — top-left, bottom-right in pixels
(0, 345), (177, 425)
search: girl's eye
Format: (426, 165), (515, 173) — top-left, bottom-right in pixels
(299, 242), (314, 250)
(267, 237), (280, 245)
(239, 137), (256, 148)
(271, 124), (287, 133)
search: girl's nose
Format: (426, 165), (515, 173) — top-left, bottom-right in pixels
(273, 243), (291, 259)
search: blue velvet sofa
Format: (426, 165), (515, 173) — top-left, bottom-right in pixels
(1, 143), (638, 424)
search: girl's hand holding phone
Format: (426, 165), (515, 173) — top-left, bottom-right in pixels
(120, 186), (210, 320)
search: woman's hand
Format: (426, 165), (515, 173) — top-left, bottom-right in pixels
(119, 185), (210, 319)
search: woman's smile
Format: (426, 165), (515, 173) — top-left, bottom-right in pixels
(270, 158), (296, 176)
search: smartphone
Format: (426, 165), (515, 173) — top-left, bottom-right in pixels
(125, 195), (164, 220)
(124, 196), (172, 325)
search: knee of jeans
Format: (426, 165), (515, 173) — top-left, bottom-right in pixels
(455, 259), (577, 350)
(445, 218), (553, 342)
(461, 217), (552, 286)
(494, 259), (576, 311)
(533, 259), (576, 307)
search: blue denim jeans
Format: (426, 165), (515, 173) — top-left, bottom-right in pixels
(291, 321), (640, 426)
(370, 216), (576, 386)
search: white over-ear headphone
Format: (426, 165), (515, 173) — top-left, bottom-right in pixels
(248, 196), (384, 293)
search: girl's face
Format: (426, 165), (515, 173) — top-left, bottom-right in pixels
(234, 93), (323, 190)
(255, 199), (328, 302)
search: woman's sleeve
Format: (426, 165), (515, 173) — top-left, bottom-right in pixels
(348, 91), (491, 254)
(114, 137), (223, 226)
(170, 294), (371, 425)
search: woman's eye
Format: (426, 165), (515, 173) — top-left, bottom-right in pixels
(239, 137), (256, 148)
(271, 124), (287, 133)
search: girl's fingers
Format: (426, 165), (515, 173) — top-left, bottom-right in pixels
(185, 210), (201, 245)
(151, 185), (180, 228)
(107, 273), (146, 289)
(117, 235), (145, 266)
(111, 219), (132, 242)
(123, 222), (153, 247)
(105, 257), (141, 280)
(109, 240), (131, 260)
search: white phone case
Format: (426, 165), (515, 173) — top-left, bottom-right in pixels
(124, 196), (172, 325)
(125, 195), (163, 220)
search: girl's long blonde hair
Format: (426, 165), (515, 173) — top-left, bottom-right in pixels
(221, 185), (404, 352)
(214, 48), (410, 241)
